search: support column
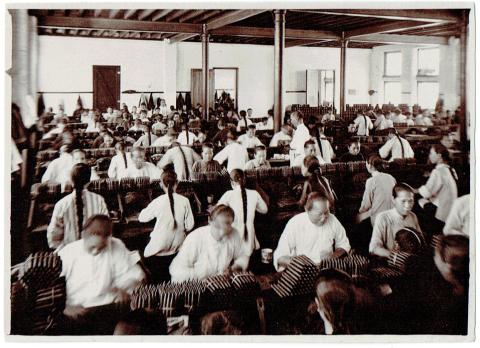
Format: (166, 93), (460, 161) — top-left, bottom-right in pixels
(273, 10), (286, 132)
(201, 24), (210, 120)
(459, 11), (468, 148)
(164, 39), (178, 109)
(339, 35), (347, 118)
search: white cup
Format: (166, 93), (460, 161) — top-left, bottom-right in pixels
(261, 248), (273, 264)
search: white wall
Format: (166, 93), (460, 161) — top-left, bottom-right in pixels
(38, 36), (167, 114)
(177, 42), (371, 115)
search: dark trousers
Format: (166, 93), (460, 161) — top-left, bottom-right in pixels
(144, 254), (177, 283)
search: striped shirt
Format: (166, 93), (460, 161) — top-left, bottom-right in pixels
(157, 146), (201, 181)
(47, 190), (109, 249)
(192, 160), (222, 173)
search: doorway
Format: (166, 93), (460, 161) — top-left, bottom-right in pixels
(93, 65), (120, 112)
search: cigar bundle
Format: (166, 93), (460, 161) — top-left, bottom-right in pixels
(18, 252), (62, 291)
(271, 255), (320, 298)
(318, 254), (370, 279)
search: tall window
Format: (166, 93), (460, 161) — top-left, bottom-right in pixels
(417, 47), (440, 76)
(384, 81), (402, 105)
(417, 82), (439, 109)
(384, 51), (402, 77)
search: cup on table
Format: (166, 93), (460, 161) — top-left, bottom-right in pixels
(261, 248), (273, 264)
(207, 195), (214, 204)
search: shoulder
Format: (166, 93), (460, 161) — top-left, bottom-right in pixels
(110, 237), (128, 251)
(376, 209), (392, 223)
(185, 226), (208, 243)
(58, 239), (83, 259)
(174, 193), (190, 204)
(288, 212), (307, 226)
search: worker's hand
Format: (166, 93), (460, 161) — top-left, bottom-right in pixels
(277, 256), (292, 270)
(113, 289), (130, 304)
(63, 305), (87, 319)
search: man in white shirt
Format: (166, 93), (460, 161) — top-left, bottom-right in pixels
(41, 144), (74, 185)
(392, 109), (407, 124)
(379, 129), (415, 161)
(247, 108), (254, 119)
(213, 130), (250, 172)
(353, 111), (374, 136)
(238, 125), (263, 149)
(177, 124), (198, 146)
(157, 142), (201, 181)
(125, 147), (162, 179)
(291, 140), (325, 167)
(152, 128), (177, 147)
(374, 113), (393, 131)
(129, 119), (144, 132)
(274, 193), (351, 271)
(313, 124), (335, 164)
(290, 111), (311, 157)
(169, 205), (249, 282)
(270, 125), (292, 147)
(102, 107), (115, 122)
(443, 194), (470, 237)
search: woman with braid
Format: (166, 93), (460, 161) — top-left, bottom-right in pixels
(108, 142), (133, 179)
(178, 122), (198, 146)
(298, 156), (336, 210)
(157, 142), (201, 181)
(47, 163), (109, 250)
(139, 170), (194, 282)
(217, 169), (268, 259)
(134, 123), (158, 147)
(379, 128), (415, 161)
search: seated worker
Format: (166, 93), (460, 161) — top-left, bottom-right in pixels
(157, 142), (201, 181)
(373, 113), (393, 131)
(369, 183), (422, 258)
(274, 192), (351, 271)
(108, 142), (133, 180)
(152, 127), (177, 147)
(169, 205), (249, 282)
(298, 156), (336, 209)
(41, 144), (74, 186)
(269, 124), (292, 147)
(125, 146), (162, 179)
(58, 215), (145, 333)
(98, 133), (116, 149)
(238, 125), (263, 149)
(212, 119), (229, 146)
(192, 143), (222, 173)
(134, 124), (158, 147)
(312, 123), (335, 164)
(236, 110), (253, 133)
(152, 116), (167, 133)
(245, 145), (271, 170)
(102, 107), (115, 122)
(42, 117), (68, 140)
(71, 149), (100, 181)
(443, 194), (470, 237)
(339, 139), (364, 162)
(321, 108), (336, 124)
(91, 124), (111, 148)
(379, 128), (415, 162)
(177, 123), (198, 146)
(47, 163), (109, 249)
(213, 130), (250, 172)
(352, 111), (373, 136)
(392, 108), (407, 124)
(129, 119), (144, 132)
(291, 140), (326, 167)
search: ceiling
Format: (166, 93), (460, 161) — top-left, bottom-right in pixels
(28, 8), (467, 49)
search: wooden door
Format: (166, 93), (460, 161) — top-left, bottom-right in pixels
(191, 69), (214, 109)
(93, 65), (120, 112)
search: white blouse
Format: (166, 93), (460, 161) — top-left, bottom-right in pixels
(107, 152), (133, 179)
(213, 142), (249, 173)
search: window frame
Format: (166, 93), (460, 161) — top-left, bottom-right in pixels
(417, 47), (440, 77)
(383, 51), (402, 78)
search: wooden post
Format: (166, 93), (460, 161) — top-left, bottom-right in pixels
(459, 10), (468, 149)
(273, 10), (286, 132)
(339, 35), (348, 118)
(201, 24), (209, 120)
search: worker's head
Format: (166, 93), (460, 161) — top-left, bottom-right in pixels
(392, 183), (415, 217)
(394, 228), (423, 254)
(131, 147), (146, 169)
(81, 214), (113, 256)
(247, 108), (253, 117)
(304, 140), (317, 157)
(305, 192), (330, 226)
(246, 124), (256, 137)
(209, 204), (235, 241)
(72, 149), (87, 165)
(302, 155), (320, 177)
(290, 111), (304, 128)
(254, 145), (267, 165)
(107, 107), (113, 114)
(434, 235), (469, 293)
(429, 144), (450, 165)
(366, 154), (384, 174)
(103, 133), (115, 147)
(347, 139), (361, 156)
(281, 124), (291, 136)
(71, 163), (91, 190)
(226, 130), (238, 144)
(202, 143), (214, 161)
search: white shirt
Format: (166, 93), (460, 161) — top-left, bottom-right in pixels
(102, 112), (115, 121)
(290, 123), (311, 155)
(359, 172), (397, 225)
(125, 162), (162, 179)
(236, 117), (253, 132)
(353, 115), (374, 136)
(321, 114), (336, 123)
(11, 140), (23, 173)
(129, 125), (143, 132)
(218, 187), (268, 255)
(269, 132), (292, 147)
(152, 122), (167, 133)
(107, 152), (133, 179)
(291, 153), (325, 167)
(256, 117), (273, 130)
(159, 106), (169, 116)
(443, 195), (470, 237)
(177, 131), (198, 146)
(47, 190), (109, 249)
(59, 237), (144, 308)
(213, 142), (249, 173)
(86, 120), (101, 133)
(41, 153), (74, 186)
(42, 126), (65, 140)
(273, 212), (351, 271)
(157, 146), (201, 181)
(238, 134), (263, 149)
(419, 163), (458, 222)
(392, 114), (407, 124)
(139, 193), (195, 257)
(379, 136), (415, 161)
(374, 115), (393, 131)
(134, 134), (158, 147)
(152, 135), (175, 147)
(313, 137), (335, 164)
(169, 225), (247, 282)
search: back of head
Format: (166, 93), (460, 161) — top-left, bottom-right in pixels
(230, 169), (245, 186)
(367, 154), (384, 171)
(436, 235), (469, 289)
(82, 214), (113, 238)
(303, 155), (320, 171)
(392, 182), (414, 198)
(395, 228), (423, 254)
(114, 309), (167, 335)
(71, 163), (91, 189)
(201, 311), (243, 335)
(432, 143), (451, 163)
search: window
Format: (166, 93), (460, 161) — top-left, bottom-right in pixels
(417, 82), (439, 109)
(418, 47), (440, 76)
(384, 81), (402, 105)
(384, 51), (402, 76)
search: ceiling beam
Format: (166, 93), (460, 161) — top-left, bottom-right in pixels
(108, 9), (120, 19)
(165, 10), (189, 22)
(286, 39), (337, 48)
(191, 10), (223, 23)
(211, 25), (341, 40)
(123, 9), (137, 19)
(296, 9), (461, 23)
(346, 20), (446, 38)
(37, 16), (202, 34)
(350, 33), (448, 45)
(151, 9), (173, 21)
(178, 10), (205, 23)
(138, 9), (156, 20)
(169, 10), (267, 44)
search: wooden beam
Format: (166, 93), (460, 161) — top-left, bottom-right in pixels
(191, 10), (223, 23)
(346, 20), (445, 38)
(152, 9), (173, 21)
(108, 9), (120, 19)
(286, 39), (337, 48)
(297, 9), (461, 23)
(37, 16), (202, 34)
(138, 9), (156, 20)
(350, 33), (448, 45)
(178, 10), (205, 23)
(123, 9), (137, 19)
(169, 10), (266, 44)
(94, 9), (103, 18)
(165, 10), (189, 22)
(211, 25), (341, 40)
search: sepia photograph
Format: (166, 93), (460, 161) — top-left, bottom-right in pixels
(4, 1), (476, 341)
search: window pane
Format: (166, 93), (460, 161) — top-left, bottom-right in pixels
(384, 51), (402, 76)
(418, 48), (439, 76)
(417, 82), (439, 109)
(384, 81), (402, 105)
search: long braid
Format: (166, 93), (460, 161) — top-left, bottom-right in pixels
(315, 128), (324, 158)
(122, 151), (128, 169)
(176, 144), (191, 180)
(162, 170), (178, 230)
(185, 123), (190, 144)
(147, 126), (152, 146)
(71, 164), (91, 240)
(168, 186), (177, 229)
(231, 169), (248, 241)
(395, 133), (405, 158)
(74, 186), (84, 240)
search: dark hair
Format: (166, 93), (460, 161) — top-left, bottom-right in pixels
(202, 142), (214, 150)
(395, 228), (423, 254)
(115, 309), (167, 335)
(230, 169), (248, 241)
(367, 154), (384, 171)
(239, 110), (247, 117)
(115, 141), (128, 169)
(255, 145), (266, 153)
(210, 204), (235, 221)
(291, 111), (304, 120)
(305, 192), (329, 211)
(392, 182), (414, 198)
(161, 170), (178, 229)
(81, 214), (112, 238)
(304, 139), (316, 149)
(227, 130), (237, 141)
(247, 124), (256, 130)
(71, 163), (92, 238)
(436, 235), (469, 290)
(182, 122), (190, 144)
(201, 310), (243, 335)
(348, 138), (360, 146)
(172, 142), (190, 180)
(431, 143), (451, 163)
